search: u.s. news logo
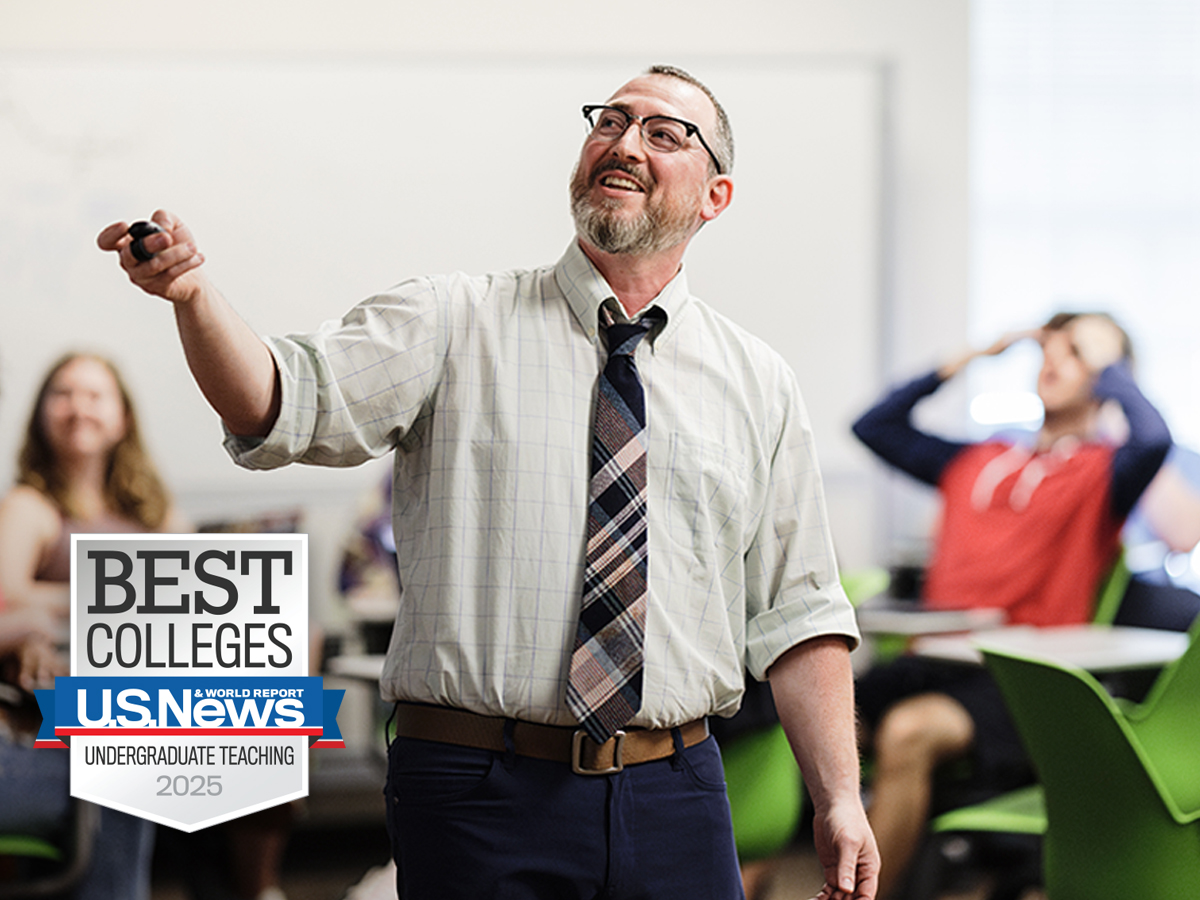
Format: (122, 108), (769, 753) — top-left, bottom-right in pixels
(35, 534), (344, 832)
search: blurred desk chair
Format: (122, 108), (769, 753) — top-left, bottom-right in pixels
(924, 629), (1200, 900)
(894, 549), (1145, 899)
(0, 679), (99, 899)
(983, 644), (1200, 898)
(1089, 548), (1132, 626)
(722, 714), (802, 865)
(0, 799), (99, 899)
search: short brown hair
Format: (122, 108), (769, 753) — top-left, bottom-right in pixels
(646, 64), (735, 176)
(1043, 312), (1134, 364)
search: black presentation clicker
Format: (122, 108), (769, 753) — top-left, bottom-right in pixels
(128, 220), (164, 262)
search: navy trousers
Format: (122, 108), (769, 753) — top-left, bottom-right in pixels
(383, 728), (745, 900)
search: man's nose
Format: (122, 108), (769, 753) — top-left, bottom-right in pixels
(609, 121), (647, 160)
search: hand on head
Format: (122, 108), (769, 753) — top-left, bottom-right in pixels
(97, 209), (207, 305)
(1066, 314), (1126, 373)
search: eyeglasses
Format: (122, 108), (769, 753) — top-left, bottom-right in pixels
(582, 104), (724, 175)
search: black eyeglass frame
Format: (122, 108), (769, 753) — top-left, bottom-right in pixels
(581, 104), (724, 175)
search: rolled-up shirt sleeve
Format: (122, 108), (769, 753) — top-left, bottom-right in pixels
(224, 276), (445, 471)
(742, 370), (860, 682)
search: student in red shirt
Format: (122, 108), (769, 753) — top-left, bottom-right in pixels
(852, 312), (1171, 897)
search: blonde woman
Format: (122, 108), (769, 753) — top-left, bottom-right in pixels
(0, 352), (185, 620)
(0, 351), (182, 900)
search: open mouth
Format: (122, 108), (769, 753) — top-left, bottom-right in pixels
(593, 163), (647, 194)
(598, 173), (644, 193)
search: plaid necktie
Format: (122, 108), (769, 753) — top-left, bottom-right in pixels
(567, 306), (661, 744)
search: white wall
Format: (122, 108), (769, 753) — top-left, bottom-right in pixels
(0, 0), (968, 598)
(0, 0), (969, 358)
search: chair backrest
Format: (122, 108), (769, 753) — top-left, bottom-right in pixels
(1090, 548), (1131, 626)
(840, 567), (890, 607)
(983, 648), (1200, 899)
(1122, 620), (1200, 813)
(0, 798), (98, 900)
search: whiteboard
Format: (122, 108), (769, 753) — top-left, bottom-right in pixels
(0, 55), (884, 541)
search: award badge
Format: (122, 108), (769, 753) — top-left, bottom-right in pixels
(35, 533), (344, 832)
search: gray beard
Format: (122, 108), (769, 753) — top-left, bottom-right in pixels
(570, 164), (698, 256)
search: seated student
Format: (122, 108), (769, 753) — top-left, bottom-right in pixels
(0, 352), (187, 616)
(0, 353), (304, 900)
(0, 353), (181, 899)
(851, 312), (1171, 898)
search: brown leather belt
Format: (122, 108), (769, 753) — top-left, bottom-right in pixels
(393, 703), (709, 775)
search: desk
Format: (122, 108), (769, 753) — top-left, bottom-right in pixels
(912, 625), (1190, 671)
(327, 653), (386, 682)
(345, 593), (398, 655)
(855, 597), (1006, 636)
(346, 594), (398, 624)
(324, 654), (390, 762)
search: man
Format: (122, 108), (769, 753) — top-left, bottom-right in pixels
(99, 65), (878, 900)
(852, 312), (1170, 897)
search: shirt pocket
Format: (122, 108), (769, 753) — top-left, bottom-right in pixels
(662, 432), (749, 565)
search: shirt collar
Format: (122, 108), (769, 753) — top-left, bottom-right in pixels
(554, 240), (689, 348)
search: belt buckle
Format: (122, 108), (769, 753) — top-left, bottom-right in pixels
(571, 730), (625, 775)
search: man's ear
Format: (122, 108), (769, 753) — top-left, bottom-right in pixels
(700, 175), (734, 222)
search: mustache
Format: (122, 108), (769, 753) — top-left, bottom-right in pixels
(589, 159), (653, 190)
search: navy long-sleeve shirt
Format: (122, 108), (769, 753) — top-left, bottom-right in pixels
(851, 363), (1171, 520)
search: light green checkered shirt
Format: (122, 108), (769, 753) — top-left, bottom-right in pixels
(227, 240), (858, 728)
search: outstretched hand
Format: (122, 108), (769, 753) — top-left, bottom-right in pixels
(98, 208), (279, 436)
(97, 209), (208, 305)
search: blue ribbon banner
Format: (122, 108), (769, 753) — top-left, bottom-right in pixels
(35, 677), (344, 749)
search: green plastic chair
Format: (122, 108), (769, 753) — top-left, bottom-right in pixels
(723, 721), (803, 861)
(929, 782), (1045, 837)
(840, 567), (890, 609)
(1117, 617), (1200, 814)
(0, 798), (98, 898)
(929, 613), (1200, 843)
(976, 646), (1200, 899)
(1088, 549), (1132, 626)
(0, 834), (62, 861)
(897, 551), (1150, 898)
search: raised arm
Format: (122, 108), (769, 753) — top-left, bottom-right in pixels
(96, 210), (280, 437)
(1061, 314), (1172, 521)
(1094, 363), (1171, 520)
(769, 637), (879, 900)
(851, 373), (964, 487)
(852, 330), (1036, 487)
